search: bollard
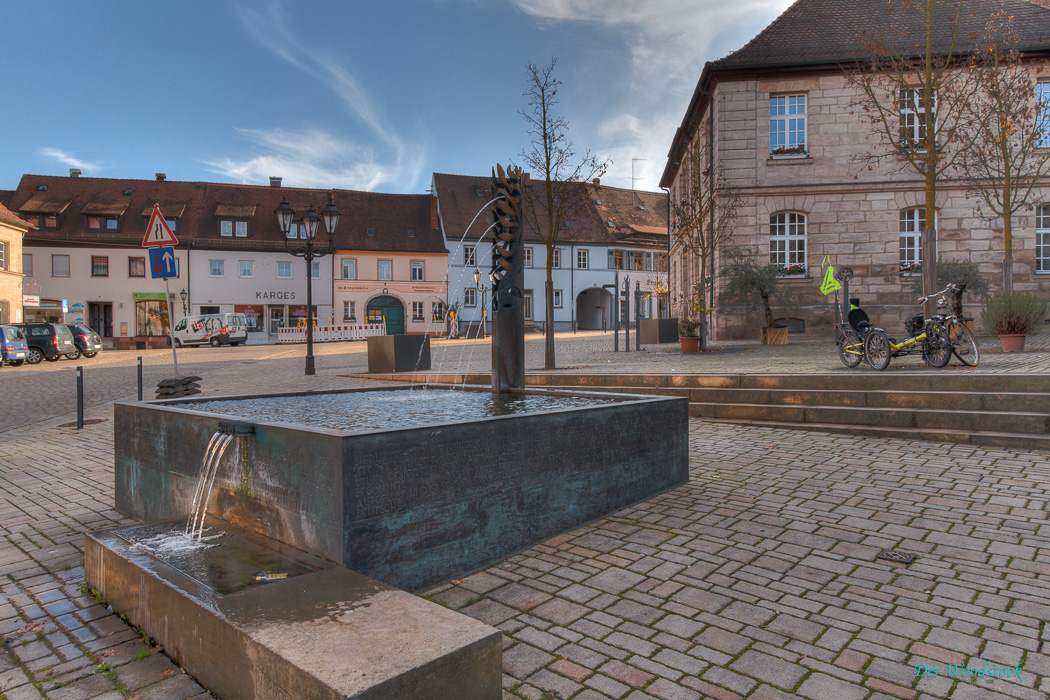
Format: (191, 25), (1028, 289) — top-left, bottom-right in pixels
(76, 366), (84, 430)
(137, 356), (143, 401)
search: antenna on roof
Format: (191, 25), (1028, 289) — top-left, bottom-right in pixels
(631, 158), (647, 190)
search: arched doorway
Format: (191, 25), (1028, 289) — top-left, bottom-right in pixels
(366, 295), (405, 335)
(576, 288), (613, 330)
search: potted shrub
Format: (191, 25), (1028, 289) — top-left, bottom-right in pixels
(981, 292), (1047, 352)
(722, 247), (787, 344)
(676, 282), (703, 353)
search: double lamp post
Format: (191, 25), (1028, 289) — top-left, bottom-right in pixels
(274, 194), (340, 376)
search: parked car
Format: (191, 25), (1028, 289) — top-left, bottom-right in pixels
(64, 324), (104, 360)
(170, 313), (248, 347)
(0, 325), (29, 367)
(16, 323), (77, 364)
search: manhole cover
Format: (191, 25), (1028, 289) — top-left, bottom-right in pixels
(59, 419), (109, 428)
(876, 549), (916, 563)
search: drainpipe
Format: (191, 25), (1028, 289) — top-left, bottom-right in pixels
(707, 92), (716, 342)
(570, 244), (575, 333)
(661, 186), (670, 318)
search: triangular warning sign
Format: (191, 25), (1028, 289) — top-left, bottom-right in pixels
(142, 204), (179, 248)
(820, 265), (842, 295)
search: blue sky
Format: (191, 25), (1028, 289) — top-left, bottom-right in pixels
(1, 0), (792, 194)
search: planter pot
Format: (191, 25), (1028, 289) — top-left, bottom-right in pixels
(998, 334), (1026, 353)
(761, 326), (789, 345)
(679, 336), (700, 353)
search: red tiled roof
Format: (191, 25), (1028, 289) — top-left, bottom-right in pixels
(432, 172), (666, 248)
(6, 174), (446, 255)
(0, 201), (31, 229)
(715, 0), (1050, 68)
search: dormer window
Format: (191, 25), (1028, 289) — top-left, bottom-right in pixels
(87, 215), (119, 231)
(366, 228), (374, 236)
(220, 220), (249, 237)
(407, 229), (414, 237)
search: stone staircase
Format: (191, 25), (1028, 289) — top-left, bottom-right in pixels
(353, 371), (1050, 450)
(520, 373), (1050, 450)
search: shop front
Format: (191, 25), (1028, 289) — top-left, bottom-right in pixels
(336, 280), (446, 336)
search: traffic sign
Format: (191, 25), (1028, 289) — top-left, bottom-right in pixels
(143, 204), (179, 247)
(149, 246), (179, 279)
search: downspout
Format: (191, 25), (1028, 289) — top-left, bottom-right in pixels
(707, 90), (716, 341)
(661, 186), (670, 318)
(570, 244), (575, 333)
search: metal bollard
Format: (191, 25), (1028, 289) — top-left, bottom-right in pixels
(137, 356), (143, 401)
(76, 366), (84, 430)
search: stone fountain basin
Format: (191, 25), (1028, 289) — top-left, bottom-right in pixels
(114, 385), (688, 593)
(85, 518), (501, 700)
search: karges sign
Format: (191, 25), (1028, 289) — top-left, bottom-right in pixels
(256, 291), (297, 300)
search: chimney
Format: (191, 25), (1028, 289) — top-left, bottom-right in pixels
(431, 195), (440, 229)
(521, 172), (530, 185)
(593, 178), (600, 186)
(156, 173), (166, 181)
(69, 168), (81, 178)
(269, 176), (282, 188)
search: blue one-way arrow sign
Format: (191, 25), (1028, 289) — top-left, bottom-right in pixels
(148, 246), (178, 279)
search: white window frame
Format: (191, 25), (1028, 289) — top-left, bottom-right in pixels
(238, 260), (254, 278)
(899, 208), (925, 274)
(209, 259), (224, 277)
(220, 220), (232, 237)
(464, 287), (477, 307)
(1037, 205), (1050, 273)
(769, 94), (807, 156)
(23, 253), (32, 277)
(378, 260), (392, 281)
(342, 258), (356, 280)
(277, 261), (292, 278)
(577, 249), (589, 269)
(553, 289), (563, 308)
(464, 245), (476, 267)
(343, 300), (357, 321)
(411, 261), (424, 281)
(523, 247), (533, 268)
(412, 301), (424, 321)
(235, 221), (248, 238)
(0, 241), (6, 271)
(1038, 82), (1050, 149)
(899, 88), (935, 149)
(769, 212), (807, 272)
(524, 290), (533, 320)
(552, 248), (561, 268)
(310, 262), (320, 279)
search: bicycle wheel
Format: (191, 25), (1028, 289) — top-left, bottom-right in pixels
(865, 330), (891, 371)
(922, 326), (952, 368)
(837, 328), (864, 368)
(946, 320), (980, 367)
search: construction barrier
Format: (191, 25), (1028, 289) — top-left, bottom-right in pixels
(276, 323), (386, 344)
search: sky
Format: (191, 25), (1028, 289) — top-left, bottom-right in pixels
(0, 0), (794, 195)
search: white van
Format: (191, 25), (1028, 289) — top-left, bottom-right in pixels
(171, 313), (248, 348)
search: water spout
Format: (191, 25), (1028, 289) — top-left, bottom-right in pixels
(187, 422), (255, 541)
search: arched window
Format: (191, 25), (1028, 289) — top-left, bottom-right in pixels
(899, 208), (925, 273)
(769, 212), (806, 273)
(1037, 205), (1050, 273)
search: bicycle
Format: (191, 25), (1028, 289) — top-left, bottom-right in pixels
(863, 291), (954, 371)
(932, 283), (980, 367)
(836, 298), (873, 368)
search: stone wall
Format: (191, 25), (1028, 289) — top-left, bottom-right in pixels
(669, 68), (1050, 340)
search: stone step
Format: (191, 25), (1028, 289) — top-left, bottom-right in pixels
(688, 401), (1049, 435)
(700, 417), (1050, 452)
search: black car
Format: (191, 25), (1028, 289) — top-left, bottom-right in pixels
(64, 324), (104, 360)
(16, 323), (77, 364)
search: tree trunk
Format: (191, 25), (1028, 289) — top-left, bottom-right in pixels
(698, 277), (708, 351)
(1003, 215), (1014, 294)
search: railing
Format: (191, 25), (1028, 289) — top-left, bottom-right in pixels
(275, 323), (386, 343)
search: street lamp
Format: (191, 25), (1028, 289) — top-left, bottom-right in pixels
(179, 288), (188, 315)
(275, 193), (340, 376)
(473, 267), (487, 339)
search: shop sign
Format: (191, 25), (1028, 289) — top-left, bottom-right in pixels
(22, 295), (40, 306)
(336, 283), (371, 293)
(70, 303), (85, 312)
(291, 307), (307, 316)
(255, 291), (296, 300)
(133, 292), (168, 301)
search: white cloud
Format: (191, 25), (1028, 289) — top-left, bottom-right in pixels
(204, 127), (424, 191)
(512, 0), (794, 190)
(222, 0), (422, 191)
(39, 148), (101, 174)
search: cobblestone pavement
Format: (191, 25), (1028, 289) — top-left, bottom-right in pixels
(1, 331), (1049, 699)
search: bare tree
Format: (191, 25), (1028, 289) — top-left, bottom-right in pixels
(518, 58), (610, 370)
(955, 11), (1050, 293)
(846, 0), (977, 314)
(670, 136), (741, 350)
